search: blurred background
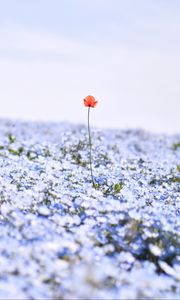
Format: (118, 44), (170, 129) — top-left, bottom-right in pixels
(0, 0), (180, 133)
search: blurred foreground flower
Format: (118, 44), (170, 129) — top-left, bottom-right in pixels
(83, 95), (98, 187)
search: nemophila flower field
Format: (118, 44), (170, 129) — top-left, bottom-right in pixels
(0, 119), (179, 299)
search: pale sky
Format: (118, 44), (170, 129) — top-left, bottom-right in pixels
(0, 0), (180, 133)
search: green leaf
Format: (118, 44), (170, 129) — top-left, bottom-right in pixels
(8, 133), (16, 144)
(172, 142), (180, 150)
(8, 146), (24, 156)
(177, 165), (180, 172)
(114, 183), (123, 193)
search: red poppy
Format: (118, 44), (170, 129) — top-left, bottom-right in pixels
(84, 95), (98, 108)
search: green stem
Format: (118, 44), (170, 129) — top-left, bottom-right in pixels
(88, 106), (95, 187)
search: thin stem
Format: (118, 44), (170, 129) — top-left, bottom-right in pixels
(88, 106), (95, 187)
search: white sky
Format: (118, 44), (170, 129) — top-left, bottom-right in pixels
(0, 0), (180, 133)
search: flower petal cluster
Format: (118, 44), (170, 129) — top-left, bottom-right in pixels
(84, 95), (98, 108)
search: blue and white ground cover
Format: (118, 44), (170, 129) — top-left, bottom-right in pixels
(0, 119), (179, 299)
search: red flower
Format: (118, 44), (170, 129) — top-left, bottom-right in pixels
(84, 95), (98, 108)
